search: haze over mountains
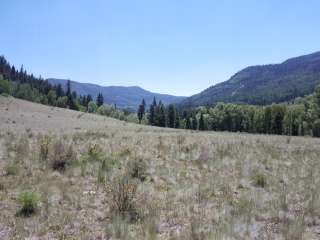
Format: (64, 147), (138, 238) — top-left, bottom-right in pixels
(47, 78), (186, 111)
(180, 51), (320, 108)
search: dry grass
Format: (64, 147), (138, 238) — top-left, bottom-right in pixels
(1, 95), (320, 239)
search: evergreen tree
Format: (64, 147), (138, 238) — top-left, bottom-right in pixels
(157, 102), (166, 127)
(199, 113), (205, 130)
(66, 80), (71, 97)
(56, 84), (64, 97)
(167, 104), (176, 128)
(148, 97), (157, 125)
(186, 117), (191, 129)
(175, 112), (180, 128)
(137, 99), (146, 124)
(312, 119), (320, 137)
(264, 106), (272, 134)
(192, 115), (198, 130)
(96, 93), (104, 107)
(65, 80), (78, 110)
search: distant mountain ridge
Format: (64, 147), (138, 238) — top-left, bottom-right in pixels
(47, 78), (186, 111)
(180, 51), (320, 108)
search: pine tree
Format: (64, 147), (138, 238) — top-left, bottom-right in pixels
(137, 99), (146, 124)
(175, 113), (180, 128)
(186, 117), (191, 129)
(192, 115), (198, 130)
(96, 93), (104, 107)
(199, 113), (205, 130)
(158, 102), (166, 127)
(66, 80), (71, 97)
(56, 84), (64, 97)
(167, 104), (176, 128)
(148, 97), (157, 125)
(64, 80), (78, 110)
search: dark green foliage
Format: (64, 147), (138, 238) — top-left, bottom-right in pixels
(156, 102), (166, 127)
(17, 190), (40, 217)
(312, 119), (320, 137)
(137, 99), (145, 124)
(167, 104), (176, 128)
(271, 104), (286, 135)
(199, 113), (205, 130)
(0, 56), (85, 110)
(180, 51), (320, 108)
(148, 97), (157, 125)
(96, 92), (104, 107)
(252, 173), (267, 188)
(175, 112), (180, 128)
(176, 87), (320, 137)
(186, 117), (191, 129)
(192, 115), (197, 130)
(0, 78), (12, 94)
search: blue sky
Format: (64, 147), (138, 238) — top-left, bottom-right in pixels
(1, 0), (320, 96)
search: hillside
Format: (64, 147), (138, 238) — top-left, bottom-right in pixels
(181, 51), (320, 107)
(47, 78), (186, 110)
(1, 95), (320, 239)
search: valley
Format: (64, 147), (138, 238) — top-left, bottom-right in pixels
(1, 96), (320, 239)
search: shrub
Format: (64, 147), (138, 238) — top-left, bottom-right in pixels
(252, 173), (267, 188)
(0, 79), (12, 94)
(107, 214), (129, 239)
(108, 175), (139, 221)
(126, 157), (147, 182)
(14, 136), (29, 162)
(5, 163), (18, 175)
(39, 135), (51, 161)
(312, 119), (320, 137)
(87, 101), (98, 113)
(18, 190), (40, 217)
(87, 143), (102, 161)
(49, 140), (76, 171)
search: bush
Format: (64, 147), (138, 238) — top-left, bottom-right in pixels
(108, 175), (139, 221)
(39, 135), (51, 161)
(0, 79), (12, 94)
(88, 101), (98, 113)
(87, 144), (102, 161)
(252, 173), (267, 188)
(312, 119), (320, 137)
(18, 190), (40, 217)
(126, 158), (147, 182)
(5, 163), (18, 175)
(49, 140), (76, 171)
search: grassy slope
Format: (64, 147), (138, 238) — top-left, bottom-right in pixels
(1, 96), (320, 239)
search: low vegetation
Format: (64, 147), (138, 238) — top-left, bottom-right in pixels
(1, 104), (320, 239)
(17, 190), (40, 217)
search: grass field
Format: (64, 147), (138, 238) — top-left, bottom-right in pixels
(1, 95), (320, 239)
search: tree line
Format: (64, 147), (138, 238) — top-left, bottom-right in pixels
(0, 55), (142, 122)
(1, 55), (320, 137)
(136, 87), (320, 137)
(0, 56), (107, 111)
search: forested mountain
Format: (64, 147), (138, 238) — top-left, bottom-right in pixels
(180, 51), (320, 108)
(47, 78), (186, 111)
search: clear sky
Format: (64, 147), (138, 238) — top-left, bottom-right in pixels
(1, 0), (320, 96)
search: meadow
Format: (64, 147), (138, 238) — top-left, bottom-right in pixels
(1, 96), (320, 239)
